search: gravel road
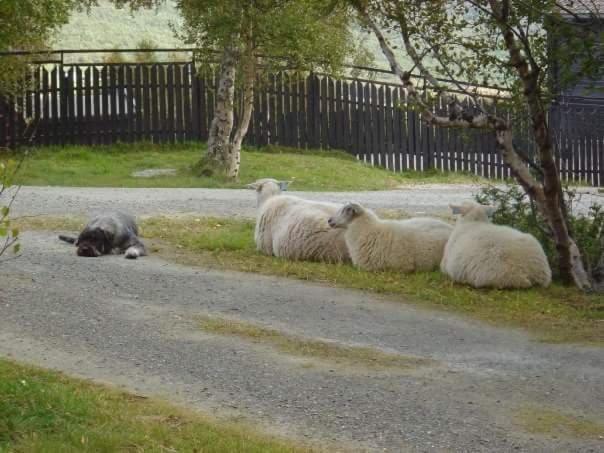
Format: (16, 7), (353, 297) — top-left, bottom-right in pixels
(10, 184), (602, 219)
(1, 231), (602, 452)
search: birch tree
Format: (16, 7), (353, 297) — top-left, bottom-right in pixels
(181, 0), (357, 179)
(347, 0), (602, 290)
(114, 0), (359, 179)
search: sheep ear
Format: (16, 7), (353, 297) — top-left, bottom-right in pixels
(450, 204), (463, 215)
(350, 203), (362, 215)
(278, 181), (290, 191)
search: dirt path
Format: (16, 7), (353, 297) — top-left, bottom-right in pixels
(10, 185), (602, 219)
(1, 231), (602, 452)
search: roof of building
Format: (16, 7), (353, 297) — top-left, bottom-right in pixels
(558, 1), (604, 19)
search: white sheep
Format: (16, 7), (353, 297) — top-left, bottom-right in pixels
(327, 202), (453, 272)
(440, 201), (552, 289)
(247, 179), (350, 263)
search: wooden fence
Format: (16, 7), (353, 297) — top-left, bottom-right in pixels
(1, 57), (604, 186)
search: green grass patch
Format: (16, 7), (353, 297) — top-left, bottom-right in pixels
(15, 215), (604, 345)
(198, 315), (433, 371)
(14, 142), (482, 190)
(0, 358), (310, 452)
(514, 405), (604, 439)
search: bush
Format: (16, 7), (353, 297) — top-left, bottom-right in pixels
(0, 158), (21, 259)
(475, 183), (604, 281)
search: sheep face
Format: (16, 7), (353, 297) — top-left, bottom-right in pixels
(450, 201), (495, 223)
(328, 203), (363, 229)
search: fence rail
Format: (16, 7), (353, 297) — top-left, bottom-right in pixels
(1, 54), (604, 186)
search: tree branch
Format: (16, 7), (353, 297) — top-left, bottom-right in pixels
(354, 4), (507, 131)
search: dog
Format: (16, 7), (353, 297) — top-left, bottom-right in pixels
(59, 212), (147, 259)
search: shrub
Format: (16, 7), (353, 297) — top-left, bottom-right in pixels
(0, 158), (21, 259)
(475, 184), (604, 282)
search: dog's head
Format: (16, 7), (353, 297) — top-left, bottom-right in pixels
(76, 227), (112, 257)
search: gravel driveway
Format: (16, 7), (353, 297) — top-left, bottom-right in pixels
(2, 185), (604, 451)
(1, 231), (603, 452)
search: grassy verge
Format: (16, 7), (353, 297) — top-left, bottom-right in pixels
(198, 315), (433, 372)
(0, 358), (308, 452)
(13, 142), (483, 189)
(16, 215), (604, 345)
(514, 405), (604, 440)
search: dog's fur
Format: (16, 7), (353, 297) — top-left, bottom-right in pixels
(59, 212), (146, 259)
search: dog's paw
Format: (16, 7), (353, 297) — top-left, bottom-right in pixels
(124, 247), (140, 259)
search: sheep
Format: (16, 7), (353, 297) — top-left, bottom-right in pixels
(440, 201), (552, 289)
(247, 178), (350, 263)
(327, 202), (453, 272)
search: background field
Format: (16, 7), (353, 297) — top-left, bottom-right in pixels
(15, 143), (482, 189)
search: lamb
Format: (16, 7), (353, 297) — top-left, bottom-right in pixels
(440, 201), (552, 289)
(247, 178), (350, 263)
(327, 202), (453, 272)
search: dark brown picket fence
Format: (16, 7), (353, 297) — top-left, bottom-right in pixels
(1, 53), (604, 186)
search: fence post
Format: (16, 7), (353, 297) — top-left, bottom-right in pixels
(190, 60), (201, 141)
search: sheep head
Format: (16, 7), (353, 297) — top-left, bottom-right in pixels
(450, 201), (495, 223)
(328, 202), (364, 229)
(247, 178), (290, 207)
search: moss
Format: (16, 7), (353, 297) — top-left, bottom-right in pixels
(515, 405), (604, 439)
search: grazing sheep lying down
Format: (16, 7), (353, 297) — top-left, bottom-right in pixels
(328, 202), (453, 272)
(247, 178), (350, 263)
(441, 201), (552, 289)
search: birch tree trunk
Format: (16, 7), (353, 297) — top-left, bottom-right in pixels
(196, 42), (255, 180)
(487, 0), (591, 289)
(226, 54), (255, 178)
(196, 43), (239, 177)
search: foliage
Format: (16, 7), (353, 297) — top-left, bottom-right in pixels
(135, 37), (157, 63)
(111, 0), (361, 74)
(0, 0), (96, 93)
(355, 1), (603, 111)
(0, 158), (21, 259)
(475, 184), (604, 279)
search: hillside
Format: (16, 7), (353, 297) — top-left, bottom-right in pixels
(51, 0), (414, 74)
(52, 1), (185, 51)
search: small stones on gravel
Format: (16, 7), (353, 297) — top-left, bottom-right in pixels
(131, 168), (177, 178)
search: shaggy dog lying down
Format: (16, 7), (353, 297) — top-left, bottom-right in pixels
(59, 212), (147, 259)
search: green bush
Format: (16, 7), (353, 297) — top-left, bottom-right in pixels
(0, 158), (21, 258)
(475, 184), (604, 281)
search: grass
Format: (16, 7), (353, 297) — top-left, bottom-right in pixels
(198, 315), (433, 371)
(0, 358), (310, 452)
(13, 142), (483, 190)
(514, 405), (604, 440)
(16, 215), (604, 345)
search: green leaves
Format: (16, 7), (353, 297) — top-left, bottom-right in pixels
(0, 1), (97, 93)
(0, 155), (21, 257)
(174, 0), (357, 76)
